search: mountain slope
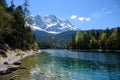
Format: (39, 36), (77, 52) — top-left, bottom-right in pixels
(32, 15), (78, 34)
(33, 30), (77, 48)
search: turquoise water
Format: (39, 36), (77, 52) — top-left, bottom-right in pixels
(28, 49), (120, 80)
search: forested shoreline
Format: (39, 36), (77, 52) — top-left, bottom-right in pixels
(68, 27), (120, 51)
(0, 0), (39, 76)
(0, 0), (119, 51)
(0, 0), (38, 50)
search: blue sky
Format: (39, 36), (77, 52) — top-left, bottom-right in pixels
(7, 0), (120, 30)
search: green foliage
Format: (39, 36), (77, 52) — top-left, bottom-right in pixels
(75, 31), (84, 49)
(68, 28), (120, 50)
(109, 32), (117, 48)
(0, 0), (7, 7)
(99, 32), (107, 49)
(75, 31), (83, 43)
(82, 32), (91, 49)
(68, 37), (76, 49)
(0, 4), (14, 42)
(16, 50), (25, 58)
(0, 54), (2, 59)
(116, 27), (120, 49)
(30, 42), (39, 50)
(23, 0), (31, 25)
(38, 41), (54, 49)
(107, 29), (118, 49)
(0, 0), (38, 50)
(89, 36), (98, 49)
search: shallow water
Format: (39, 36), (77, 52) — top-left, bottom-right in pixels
(1, 49), (120, 80)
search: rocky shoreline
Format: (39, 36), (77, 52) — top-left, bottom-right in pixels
(0, 50), (41, 75)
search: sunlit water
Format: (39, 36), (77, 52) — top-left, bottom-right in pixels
(1, 49), (120, 80)
(29, 49), (120, 80)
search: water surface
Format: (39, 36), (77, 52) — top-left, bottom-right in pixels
(1, 49), (120, 80)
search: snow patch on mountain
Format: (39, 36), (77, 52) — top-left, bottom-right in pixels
(31, 25), (44, 31)
(46, 23), (57, 28)
(31, 15), (78, 34)
(31, 25), (60, 34)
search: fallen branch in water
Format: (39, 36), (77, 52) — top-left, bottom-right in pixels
(8, 75), (21, 80)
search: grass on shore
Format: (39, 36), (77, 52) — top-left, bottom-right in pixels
(0, 54), (2, 60)
(8, 49), (25, 57)
(15, 49), (25, 58)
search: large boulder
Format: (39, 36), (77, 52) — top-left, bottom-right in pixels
(0, 50), (7, 58)
(0, 67), (10, 75)
(0, 65), (19, 75)
(0, 65), (11, 75)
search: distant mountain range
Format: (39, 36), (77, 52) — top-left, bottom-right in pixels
(30, 15), (79, 48)
(30, 15), (105, 48)
(33, 30), (77, 48)
(31, 15), (79, 34)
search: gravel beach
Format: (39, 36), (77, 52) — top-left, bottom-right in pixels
(0, 50), (41, 75)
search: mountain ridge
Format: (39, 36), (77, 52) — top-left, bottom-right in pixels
(31, 15), (79, 34)
(33, 30), (77, 48)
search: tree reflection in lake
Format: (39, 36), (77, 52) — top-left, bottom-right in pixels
(1, 50), (120, 80)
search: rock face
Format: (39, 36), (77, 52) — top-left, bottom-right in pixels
(0, 65), (19, 75)
(0, 50), (38, 75)
(31, 15), (78, 34)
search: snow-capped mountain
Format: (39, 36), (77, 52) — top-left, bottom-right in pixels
(31, 15), (78, 34)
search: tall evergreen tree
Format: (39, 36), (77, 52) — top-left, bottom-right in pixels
(68, 27), (120, 50)
(75, 31), (84, 49)
(0, 0), (7, 7)
(0, 0), (38, 50)
(89, 36), (98, 49)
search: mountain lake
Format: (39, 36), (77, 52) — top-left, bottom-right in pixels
(1, 49), (120, 80)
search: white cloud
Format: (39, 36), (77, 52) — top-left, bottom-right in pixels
(71, 15), (77, 19)
(78, 17), (85, 21)
(71, 15), (91, 22)
(78, 17), (91, 21)
(85, 17), (91, 21)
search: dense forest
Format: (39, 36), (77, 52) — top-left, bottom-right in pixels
(0, 0), (38, 50)
(68, 27), (120, 50)
(1, 0), (119, 51)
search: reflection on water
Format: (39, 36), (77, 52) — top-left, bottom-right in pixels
(1, 49), (120, 80)
(42, 49), (120, 64)
(29, 50), (120, 80)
